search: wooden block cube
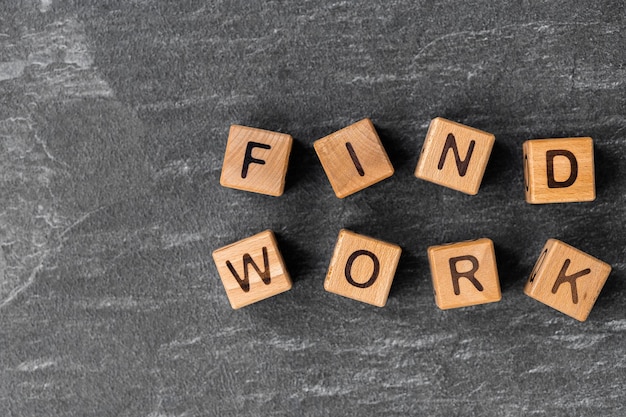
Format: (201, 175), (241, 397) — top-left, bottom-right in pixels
(524, 239), (611, 321)
(212, 230), (292, 309)
(427, 238), (501, 309)
(314, 118), (394, 198)
(523, 137), (595, 204)
(324, 229), (402, 307)
(415, 117), (495, 195)
(220, 125), (293, 196)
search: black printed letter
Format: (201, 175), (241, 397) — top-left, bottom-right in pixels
(551, 259), (590, 304)
(449, 255), (483, 295)
(225, 247), (271, 292)
(345, 142), (365, 176)
(546, 150), (578, 188)
(438, 133), (476, 177)
(242, 142), (272, 178)
(345, 250), (379, 288)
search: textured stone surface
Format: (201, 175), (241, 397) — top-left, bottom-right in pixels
(1, 1), (625, 416)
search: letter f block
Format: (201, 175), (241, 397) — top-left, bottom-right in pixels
(524, 239), (611, 321)
(212, 230), (292, 309)
(415, 118), (495, 195)
(220, 125), (293, 196)
(427, 238), (501, 310)
(523, 137), (595, 204)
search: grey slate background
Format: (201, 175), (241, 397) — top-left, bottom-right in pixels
(1, 1), (625, 416)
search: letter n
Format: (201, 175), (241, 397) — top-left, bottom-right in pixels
(438, 133), (476, 177)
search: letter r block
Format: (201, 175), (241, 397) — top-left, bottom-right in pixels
(523, 137), (595, 204)
(314, 119), (394, 198)
(427, 238), (501, 309)
(524, 239), (611, 321)
(220, 125), (293, 196)
(415, 117), (495, 195)
(212, 230), (292, 309)
(324, 229), (402, 307)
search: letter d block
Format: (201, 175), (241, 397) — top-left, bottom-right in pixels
(212, 230), (292, 309)
(427, 238), (501, 309)
(523, 137), (595, 204)
(415, 117), (495, 195)
(524, 239), (611, 321)
(220, 125), (293, 196)
(324, 229), (401, 307)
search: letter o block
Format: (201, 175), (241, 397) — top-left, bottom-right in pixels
(324, 229), (402, 307)
(524, 239), (611, 321)
(427, 238), (501, 310)
(212, 230), (292, 309)
(415, 117), (495, 195)
(220, 125), (293, 196)
(523, 137), (595, 204)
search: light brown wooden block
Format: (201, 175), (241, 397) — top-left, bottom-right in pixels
(212, 230), (292, 309)
(415, 117), (495, 195)
(524, 239), (611, 321)
(314, 118), (394, 198)
(523, 137), (595, 204)
(427, 238), (501, 310)
(324, 229), (401, 307)
(220, 125), (293, 196)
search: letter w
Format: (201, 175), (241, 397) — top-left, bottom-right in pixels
(225, 247), (271, 292)
(438, 133), (476, 177)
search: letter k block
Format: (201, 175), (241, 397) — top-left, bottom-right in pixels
(415, 118), (495, 195)
(523, 137), (596, 204)
(428, 238), (502, 310)
(212, 230), (292, 309)
(524, 239), (611, 321)
(220, 125), (293, 196)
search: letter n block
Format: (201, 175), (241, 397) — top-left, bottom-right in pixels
(324, 229), (402, 307)
(415, 117), (495, 195)
(212, 230), (292, 309)
(523, 137), (595, 204)
(524, 239), (611, 321)
(427, 238), (501, 309)
(314, 118), (394, 198)
(220, 125), (293, 196)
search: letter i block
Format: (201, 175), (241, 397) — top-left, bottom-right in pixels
(220, 125), (293, 196)
(324, 229), (402, 307)
(212, 230), (292, 309)
(314, 118), (394, 198)
(415, 117), (495, 195)
(427, 238), (501, 309)
(524, 239), (611, 321)
(523, 137), (595, 204)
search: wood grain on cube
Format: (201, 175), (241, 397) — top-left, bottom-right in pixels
(524, 239), (611, 321)
(523, 137), (595, 204)
(415, 117), (495, 195)
(427, 238), (501, 310)
(324, 229), (401, 307)
(314, 118), (394, 198)
(220, 125), (293, 196)
(212, 230), (292, 309)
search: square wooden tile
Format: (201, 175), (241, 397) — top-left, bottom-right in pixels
(415, 117), (495, 195)
(523, 137), (595, 204)
(314, 118), (394, 198)
(324, 229), (401, 307)
(212, 230), (292, 309)
(524, 239), (611, 321)
(220, 125), (293, 196)
(427, 238), (501, 310)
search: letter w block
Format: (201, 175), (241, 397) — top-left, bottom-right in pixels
(415, 117), (495, 195)
(212, 230), (292, 309)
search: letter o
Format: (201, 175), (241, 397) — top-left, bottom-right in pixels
(344, 250), (380, 288)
